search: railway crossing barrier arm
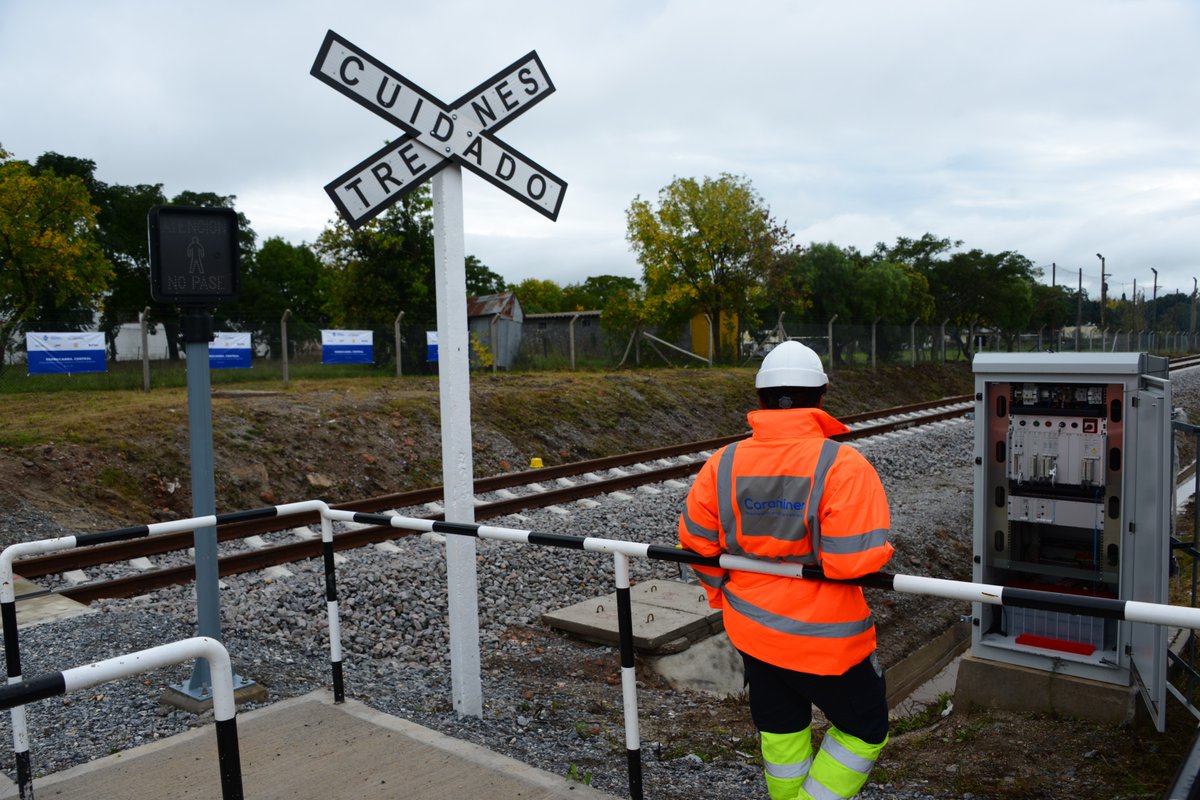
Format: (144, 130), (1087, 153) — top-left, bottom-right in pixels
(0, 637), (243, 800)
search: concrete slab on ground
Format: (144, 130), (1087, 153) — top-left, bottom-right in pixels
(649, 632), (745, 698)
(542, 579), (721, 654)
(0, 576), (93, 631)
(0, 690), (619, 800)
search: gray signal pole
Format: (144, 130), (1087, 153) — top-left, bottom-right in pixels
(179, 308), (221, 697)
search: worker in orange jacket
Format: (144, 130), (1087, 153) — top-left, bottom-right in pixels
(678, 341), (894, 800)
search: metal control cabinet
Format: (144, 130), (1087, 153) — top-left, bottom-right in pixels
(972, 353), (1172, 729)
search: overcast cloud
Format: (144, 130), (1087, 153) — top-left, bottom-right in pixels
(2, 0), (1198, 305)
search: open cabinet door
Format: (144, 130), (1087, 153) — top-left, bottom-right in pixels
(1130, 380), (1170, 732)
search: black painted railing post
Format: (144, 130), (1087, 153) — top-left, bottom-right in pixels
(613, 552), (643, 800)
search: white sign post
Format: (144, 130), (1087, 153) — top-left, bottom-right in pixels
(312, 31), (566, 717)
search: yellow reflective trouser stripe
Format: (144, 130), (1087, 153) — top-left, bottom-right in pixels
(801, 726), (887, 800)
(761, 727), (812, 800)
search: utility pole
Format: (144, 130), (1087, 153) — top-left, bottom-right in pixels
(1151, 268), (1158, 337)
(1076, 268), (1083, 351)
(1096, 254), (1108, 330)
(1191, 277), (1197, 350)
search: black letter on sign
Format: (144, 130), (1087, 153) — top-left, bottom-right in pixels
(496, 154), (515, 181)
(462, 137), (484, 166)
(376, 77), (400, 109)
(344, 177), (368, 206)
(399, 142), (427, 176)
(371, 162), (404, 194)
(527, 174), (547, 201)
(431, 112), (454, 142)
(496, 80), (518, 112)
(340, 56), (364, 86)
(519, 67), (539, 96)
(470, 96), (496, 127)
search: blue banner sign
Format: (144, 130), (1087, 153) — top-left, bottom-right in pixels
(210, 332), (252, 369)
(322, 330), (373, 364)
(26, 332), (106, 375)
(426, 331), (438, 363)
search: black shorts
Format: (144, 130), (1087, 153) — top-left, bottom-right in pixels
(740, 650), (888, 744)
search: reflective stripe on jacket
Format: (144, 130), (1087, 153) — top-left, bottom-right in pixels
(678, 407), (894, 675)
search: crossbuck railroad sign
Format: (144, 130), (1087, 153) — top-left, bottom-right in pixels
(311, 30), (567, 229)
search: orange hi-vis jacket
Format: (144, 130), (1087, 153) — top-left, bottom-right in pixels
(678, 407), (894, 675)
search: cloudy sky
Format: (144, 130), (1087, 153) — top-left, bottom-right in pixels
(2, 0), (1198, 306)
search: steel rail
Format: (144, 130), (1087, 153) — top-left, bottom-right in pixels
(14, 396), (973, 582)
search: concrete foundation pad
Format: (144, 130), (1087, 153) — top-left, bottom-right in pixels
(542, 580), (721, 653)
(953, 653), (1138, 725)
(649, 632), (745, 697)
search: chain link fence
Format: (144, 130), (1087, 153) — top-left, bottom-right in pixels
(4, 310), (1200, 390)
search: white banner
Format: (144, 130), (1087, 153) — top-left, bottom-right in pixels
(321, 330), (374, 364)
(26, 332), (106, 374)
(210, 332), (252, 369)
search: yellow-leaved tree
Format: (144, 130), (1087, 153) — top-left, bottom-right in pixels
(625, 174), (788, 364)
(0, 148), (112, 365)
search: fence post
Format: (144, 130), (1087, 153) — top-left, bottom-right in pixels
(490, 313), (501, 374)
(394, 310), (404, 377)
(827, 315), (838, 373)
(569, 313), (580, 370)
(704, 314), (714, 367)
(140, 306), (152, 392)
(871, 317), (881, 369)
(280, 309), (291, 388)
(910, 318), (919, 367)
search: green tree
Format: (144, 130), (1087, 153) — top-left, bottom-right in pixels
(89, 181), (169, 357)
(752, 244), (814, 341)
(1029, 282), (1075, 348)
(932, 249), (1037, 356)
(509, 278), (566, 313)
(855, 259), (934, 324)
(232, 237), (329, 358)
(467, 255), (506, 297)
(0, 148), (112, 364)
(563, 274), (640, 311)
(872, 233), (960, 275)
(599, 282), (650, 365)
(22, 153), (112, 336)
(626, 174), (788, 363)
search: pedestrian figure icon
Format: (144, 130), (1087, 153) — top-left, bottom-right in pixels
(187, 237), (205, 274)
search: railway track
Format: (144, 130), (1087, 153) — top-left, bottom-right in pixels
(20, 352), (1200, 603)
(14, 394), (975, 603)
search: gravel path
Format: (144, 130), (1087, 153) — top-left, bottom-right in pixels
(3, 368), (1196, 800)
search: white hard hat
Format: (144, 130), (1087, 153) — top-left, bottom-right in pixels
(756, 341), (827, 388)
